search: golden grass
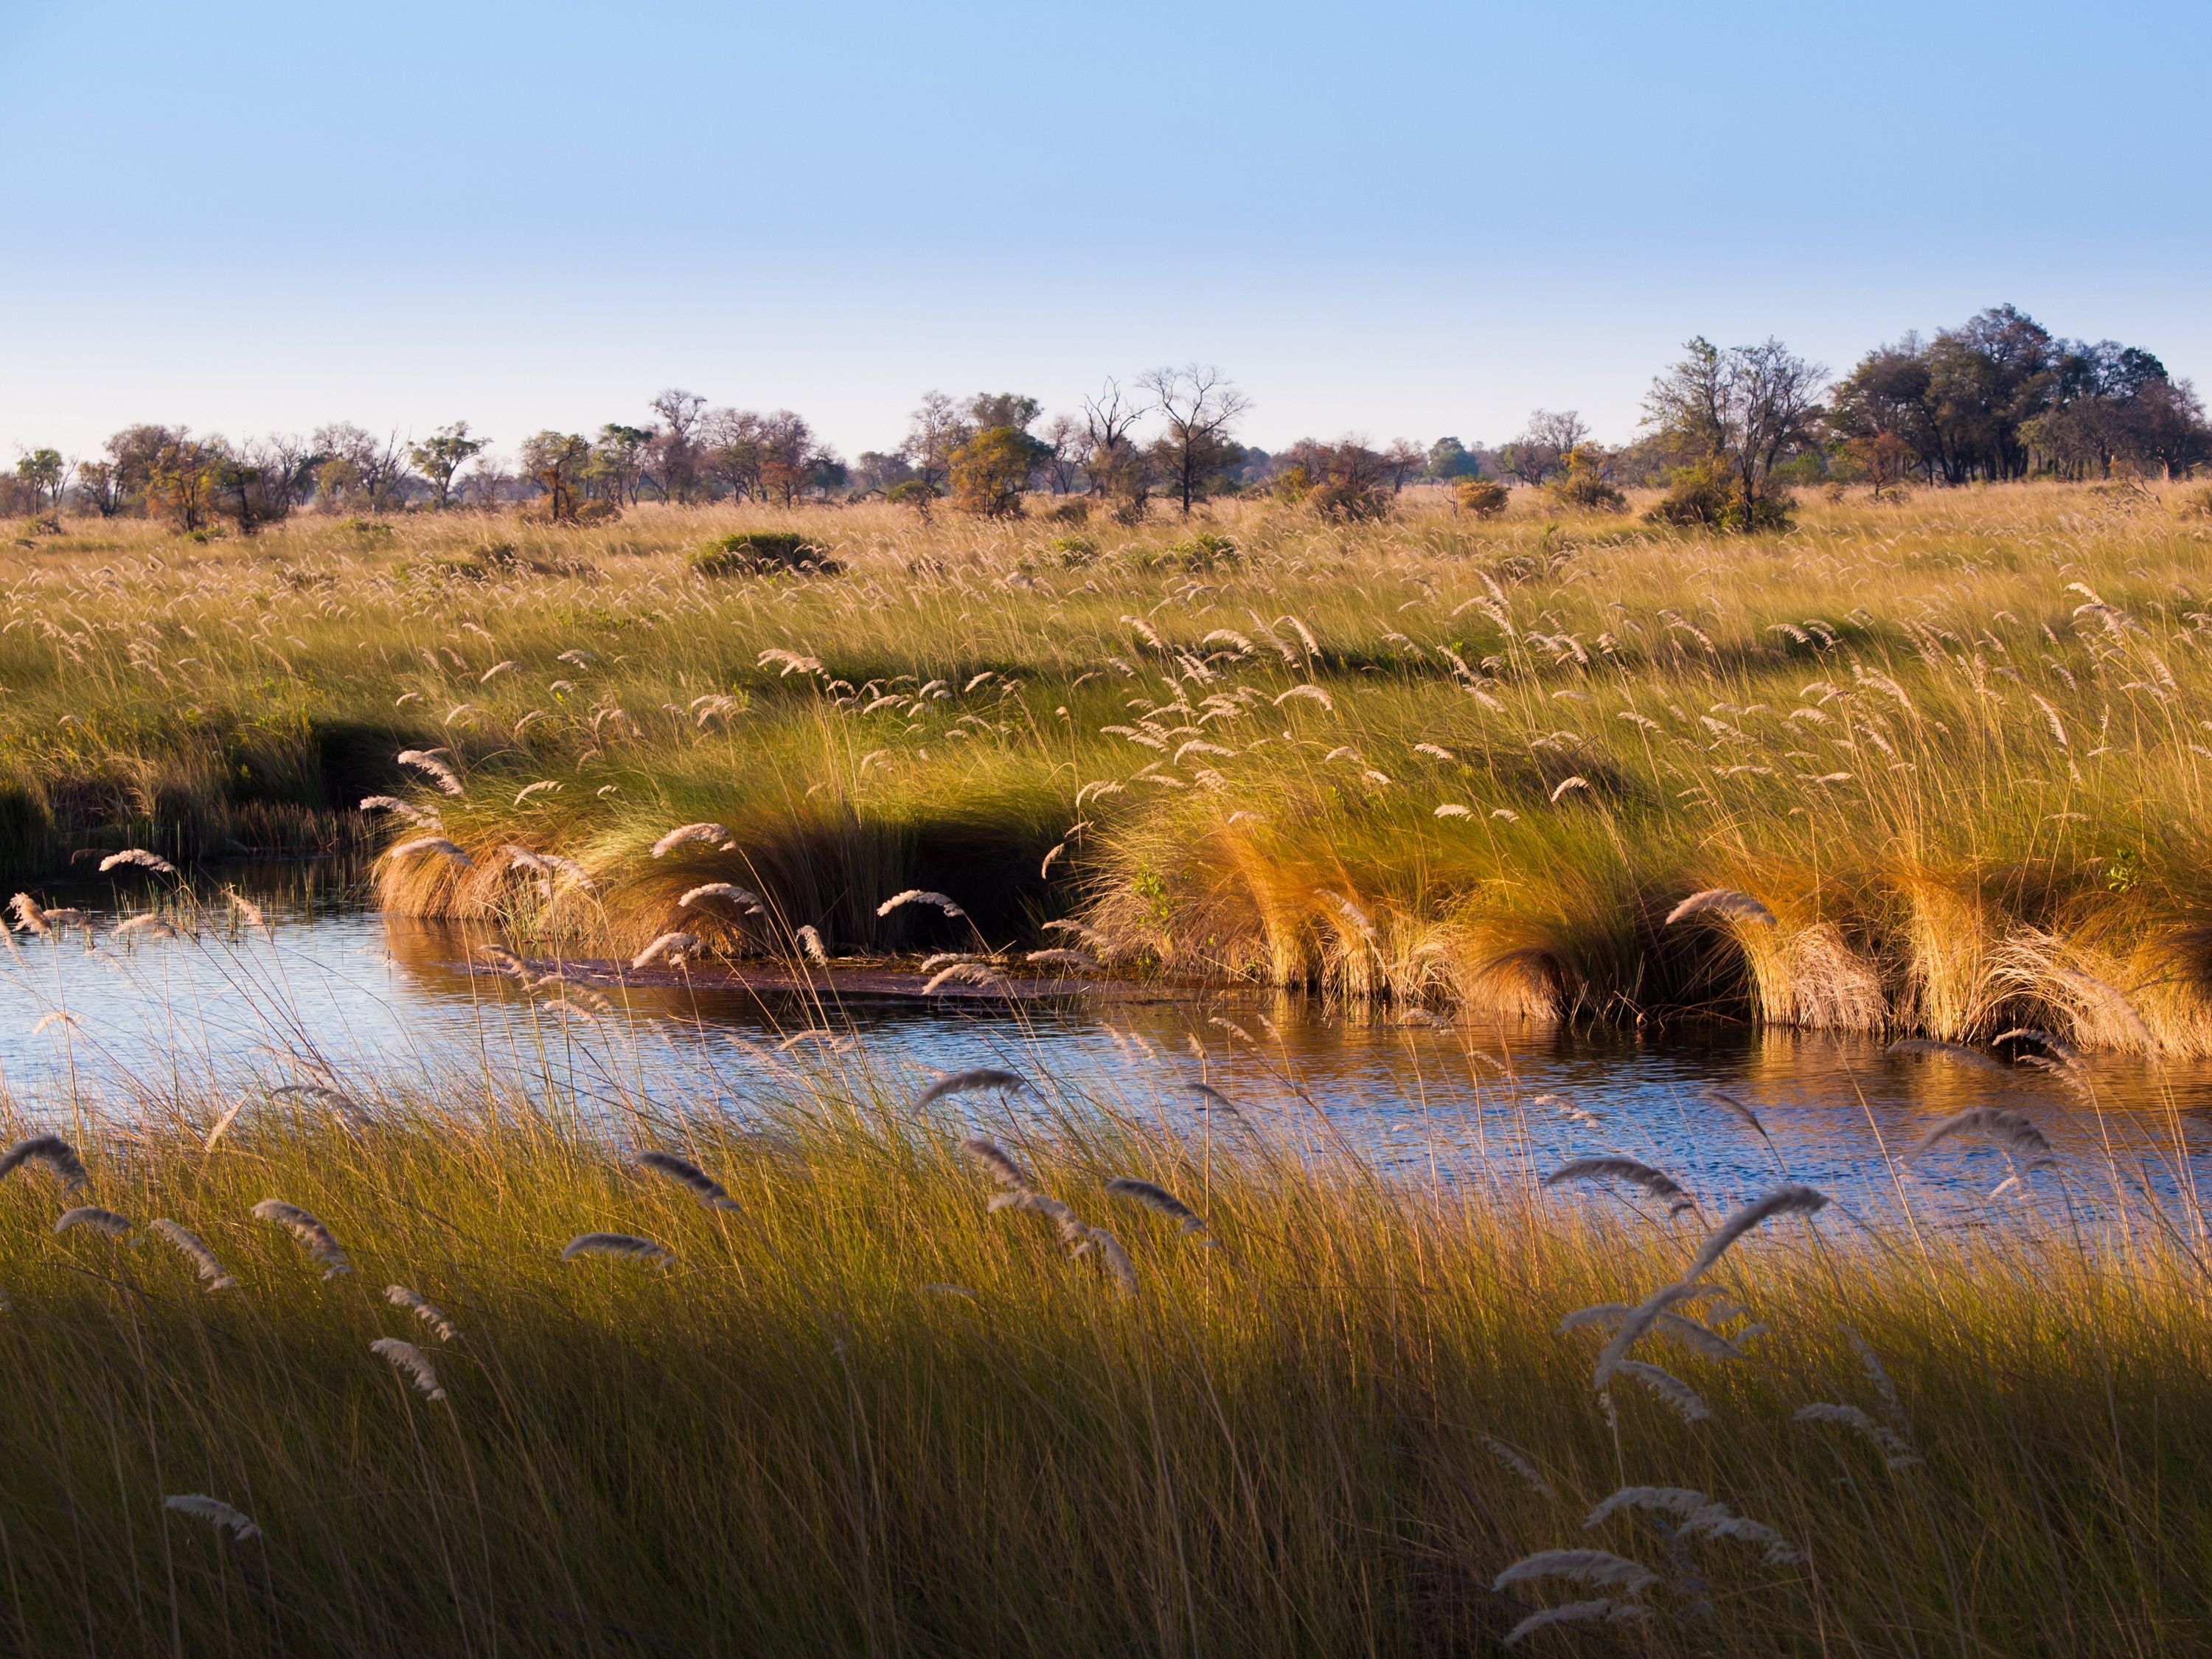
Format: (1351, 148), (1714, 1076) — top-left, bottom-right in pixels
(11, 481), (2212, 1049)
(0, 1021), (2205, 1656)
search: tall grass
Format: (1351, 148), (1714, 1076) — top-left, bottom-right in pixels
(12, 483), (2212, 1048)
(0, 993), (2206, 1655)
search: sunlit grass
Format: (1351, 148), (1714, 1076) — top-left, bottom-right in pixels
(12, 481), (2212, 1048)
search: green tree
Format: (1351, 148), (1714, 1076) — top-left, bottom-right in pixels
(1426, 437), (1479, 480)
(15, 449), (66, 512)
(519, 431), (591, 521)
(408, 422), (487, 509)
(1644, 338), (1826, 531)
(949, 426), (1034, 518)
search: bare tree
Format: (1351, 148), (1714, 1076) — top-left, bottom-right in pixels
(1137, 364), (1251, 515)
(1501, 409), (1588, 485)
(1036, 413), (1083, 494)
(901, 392), (969, 498)
(1079, 378), (1152, 518)
(650, 389), (708, 502)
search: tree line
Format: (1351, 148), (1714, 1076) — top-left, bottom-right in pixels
(8, 305), (2205, 538)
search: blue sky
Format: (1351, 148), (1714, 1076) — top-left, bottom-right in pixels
(4, 0), (2208, 463)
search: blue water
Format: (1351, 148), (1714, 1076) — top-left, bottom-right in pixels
(1, 874), (2205, 1227)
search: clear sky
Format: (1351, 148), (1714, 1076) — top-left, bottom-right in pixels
(4, 0), (2208, 465)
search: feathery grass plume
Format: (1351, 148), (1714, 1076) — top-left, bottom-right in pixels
(652, 821), (736, 856)
(1024, 947), (1094, 970)
(560, 1232), (673, 1265)
(164, 1495), (261, 1543)
(958, 1135), (1039, 1196)
(1606, 1359), (1713, 1422)
(148, 1220), (237, 1291)
(269, 1083), (372, 1132)
(1591, 1279), (1709, 1387)
(1478, 1435), (1557, 1500)
(98, 848), (178, 877)
(55, 1206), (131, 1237)
(201, 1100), (247, 1150)
(630, 931), (701, 970)
(633, 1149), (740, 1210)
(1503, 1601), (1634, 1645)
(369, 1337), (448, 1402)
(394, 749), (465, 794)
(387, 835), (473, 867)
(877, 888), (967, 919)
(114, 914), (179, 940)
(252, 1199), (352, 1279)
(1534, 1091), (1604, 1128)
(1077, 1225), (1138, 1294)
(923, 961), (1006, 994)
(9, 894), (49, 936)
(1665, 887), (1778, 927)
(796, 925), (829, 965)
(1105, 1177), (1209, 1237)
(1493, 1550), (1659, 1595)
(1795, 1402), (1922, 1469)
(31, 1011), (82, 1036)
(1041, 918), (1113, 955)
(1585, 1487), (1803, 1565)
(920, 1071), (1031, 1110)
(1683, 1183), (1830, 1282)
(1907, 1105), (2056, 1169)
(0, 1134), (86, 1191)
(1272, 684), (1334, 712)
(678, 883), (767, 915)
(1558, 1303), (1747, 1360)
(1543, 1157), (1694, 1215)
(1701, 1087), (1771, 1142)
(1433, 803), (1472, 818)
(1585, 1485), (1715, 1526)
(1885, 1037), (2007, 1071)
(358, 794), (439, 826)
(477, 944), (530, 979)
(384, 1284), (457, 1340)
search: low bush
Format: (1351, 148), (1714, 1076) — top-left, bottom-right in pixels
(691, 531), (840, 577)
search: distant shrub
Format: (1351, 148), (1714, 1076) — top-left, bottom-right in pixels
(340, 516), (394, 539)
(1545, 449), (1627, 514)
(1144, 532), (1239, 572)
(571, 499), (622, 526)
(1455, 479), (1509, 519)
(1048, 535), (1099, 567)
(691, 532), (840, 578)
(1043, 499), (1091, 524)
(1645, 459), (1791, 532)
(886, 480), (939, 520)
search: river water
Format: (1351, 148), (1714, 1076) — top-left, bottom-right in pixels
(1, 868), (2205, 1228)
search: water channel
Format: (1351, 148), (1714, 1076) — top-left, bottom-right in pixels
(1, 866), (2205, 1230)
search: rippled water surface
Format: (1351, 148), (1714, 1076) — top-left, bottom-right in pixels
(2, 871), (2206, 1224)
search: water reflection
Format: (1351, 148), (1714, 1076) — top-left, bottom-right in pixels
(0, 874), (2205, 1225)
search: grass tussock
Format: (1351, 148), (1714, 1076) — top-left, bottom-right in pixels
(12, 485), (2212, 1048)
(0, 1061), (2201, 1655)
